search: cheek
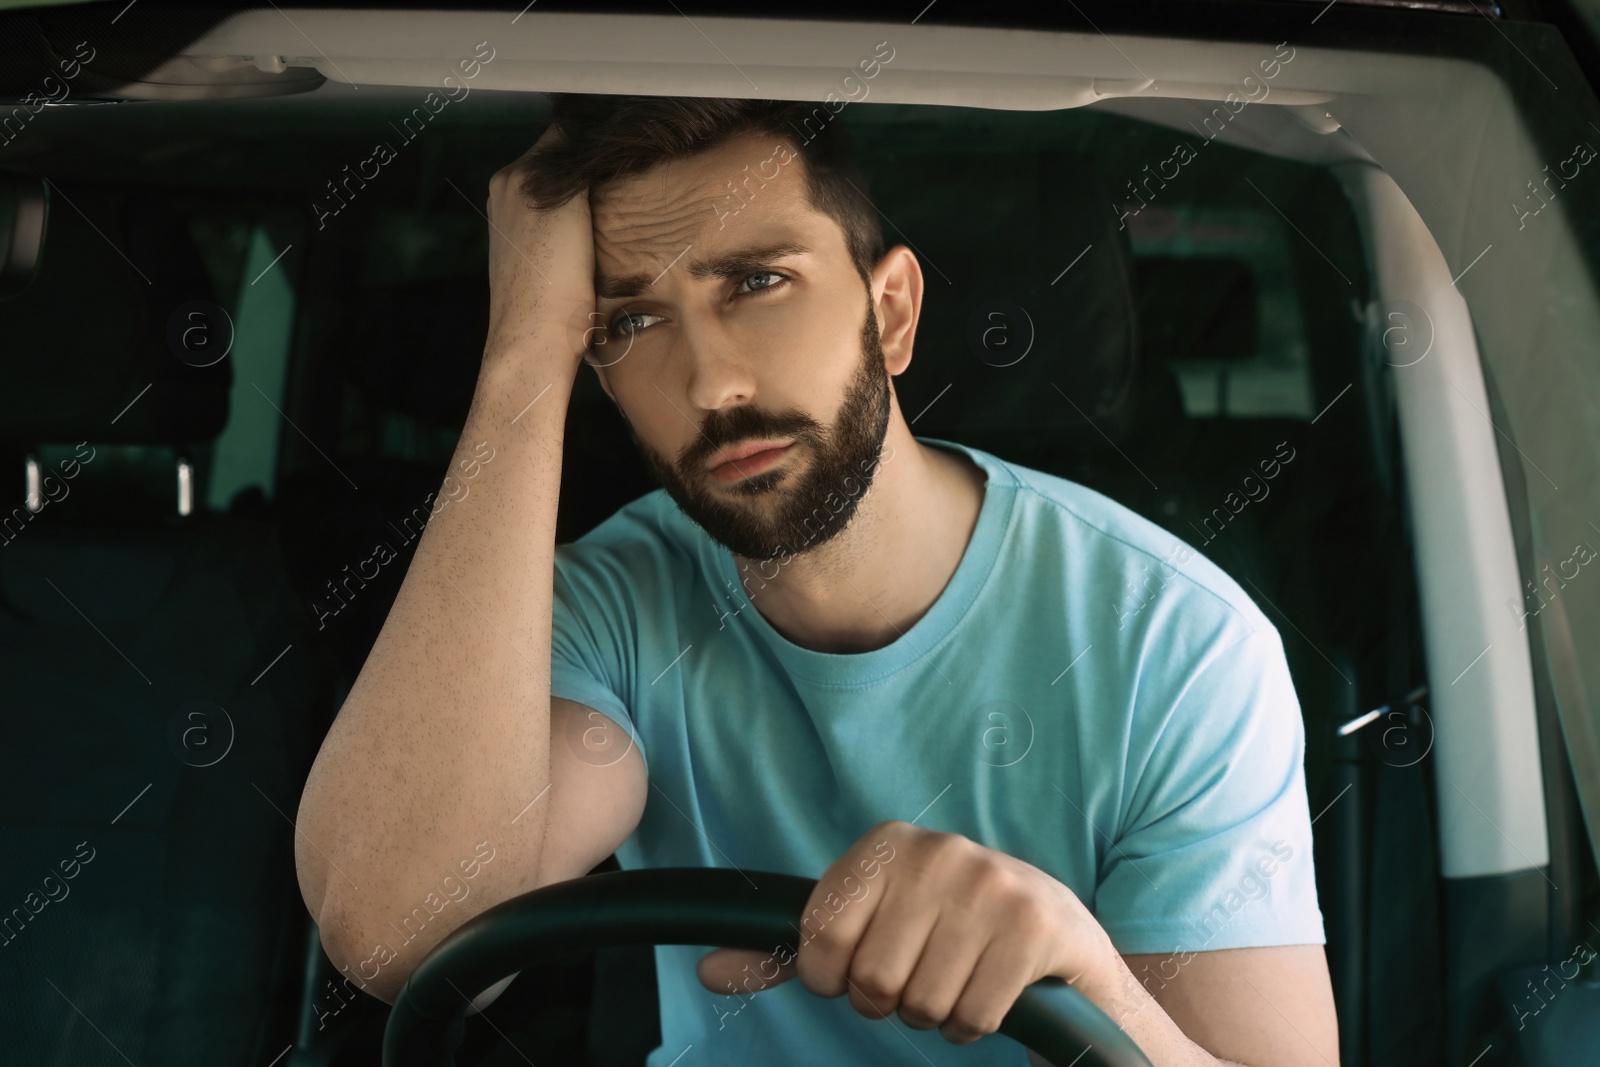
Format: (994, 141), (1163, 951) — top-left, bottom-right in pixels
(612, 287), (868, 451)
(609, 368), (696, 460)
(751, 301), (866, 401)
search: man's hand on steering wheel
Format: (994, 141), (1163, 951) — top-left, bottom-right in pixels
(696, 820), (1124, 1046)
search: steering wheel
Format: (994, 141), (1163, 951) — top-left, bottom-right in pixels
(382, 868), (1153, 1067)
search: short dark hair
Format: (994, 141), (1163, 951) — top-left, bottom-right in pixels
(518, 94), (885, 287)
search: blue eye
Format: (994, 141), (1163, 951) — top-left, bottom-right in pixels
(739, 271), (787, 293)
(605, 272), (789, 339)
(609, 310), (666, 337)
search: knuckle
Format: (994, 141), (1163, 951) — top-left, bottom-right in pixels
(941, 1003), (1000, 1043)
(961, 859), (1009, 901)
(812, 927), (851, 953)
(973, 852), (1012, 885)
(1013, 892), (1050, 930)
(923, 831), (969, 865)
(897, 993), (945, 1029)
(848, 963), (898, 1004)
(806, 921), (845, 953)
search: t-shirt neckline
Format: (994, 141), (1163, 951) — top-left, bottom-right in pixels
(706, 436), (1016, 688)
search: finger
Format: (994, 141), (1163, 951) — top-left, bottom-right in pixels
(695, 947), (796, 996)
(896, 910), (992, 1031)
(793, 871), (886, 999)
(843, 889), (939, 1020)
(939, 936), (1035, 1045)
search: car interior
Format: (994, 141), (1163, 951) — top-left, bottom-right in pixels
(2, 4), (1599, 1067)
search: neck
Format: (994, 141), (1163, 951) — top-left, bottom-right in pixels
(729, 412), (986, 654)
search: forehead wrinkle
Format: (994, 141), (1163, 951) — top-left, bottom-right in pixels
(594, 141), (820, 300)
(594, 174), (722, 295)
(595, 237), (813, 302)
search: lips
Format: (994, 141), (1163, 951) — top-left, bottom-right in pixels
(706, 439), (794, 472)
(706, 440), (795, 483)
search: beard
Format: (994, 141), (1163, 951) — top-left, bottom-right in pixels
(627, 294), (894, 563)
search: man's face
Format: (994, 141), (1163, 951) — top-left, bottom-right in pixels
(589, 132), (893, 563)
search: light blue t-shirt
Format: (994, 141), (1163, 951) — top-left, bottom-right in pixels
(549, 437), (1325, 1066)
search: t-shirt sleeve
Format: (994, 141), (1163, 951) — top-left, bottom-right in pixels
(1092, 624), (1325, 955)
(549, 543), (648, 771)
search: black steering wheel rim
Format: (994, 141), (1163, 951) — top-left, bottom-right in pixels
(382, 868), (1154, 1067)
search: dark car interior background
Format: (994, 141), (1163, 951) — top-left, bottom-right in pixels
(2, 5), (1598, 1066)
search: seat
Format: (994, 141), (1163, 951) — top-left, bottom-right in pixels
(0, 182), (336, 1063)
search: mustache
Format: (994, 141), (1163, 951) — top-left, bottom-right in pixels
(680, 409), (822, 468)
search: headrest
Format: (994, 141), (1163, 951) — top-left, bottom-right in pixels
(0, 181), (231, 446)
(861, 150), (1137, 435)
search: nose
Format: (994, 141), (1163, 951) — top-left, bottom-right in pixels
(681, 312), (758, 414)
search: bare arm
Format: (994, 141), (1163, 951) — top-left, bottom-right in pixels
(293, 129), (647, 1005)
(1104, 946), (1339, 1066)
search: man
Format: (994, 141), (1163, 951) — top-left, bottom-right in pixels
(294, 93), (1338, 1066)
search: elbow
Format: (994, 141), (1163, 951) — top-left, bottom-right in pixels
(311, 904), (415, 1006)
(292, 782), (411, 1001)
(295, 846), (414, 1006)
(309, 886), (528, 1011)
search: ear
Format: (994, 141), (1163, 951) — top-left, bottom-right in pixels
(869, 245), (923, 377)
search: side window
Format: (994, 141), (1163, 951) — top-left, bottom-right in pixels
(196, 219), (298, 511)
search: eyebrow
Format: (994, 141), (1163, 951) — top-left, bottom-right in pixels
(595, 242), (812, 301)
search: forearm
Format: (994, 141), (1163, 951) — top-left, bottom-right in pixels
(295, 343), (575, 990)
(1071, 950), (1247, 1067)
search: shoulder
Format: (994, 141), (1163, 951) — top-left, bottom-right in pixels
(553, 489), (701, 601)
(967, 443), (1273, 639)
